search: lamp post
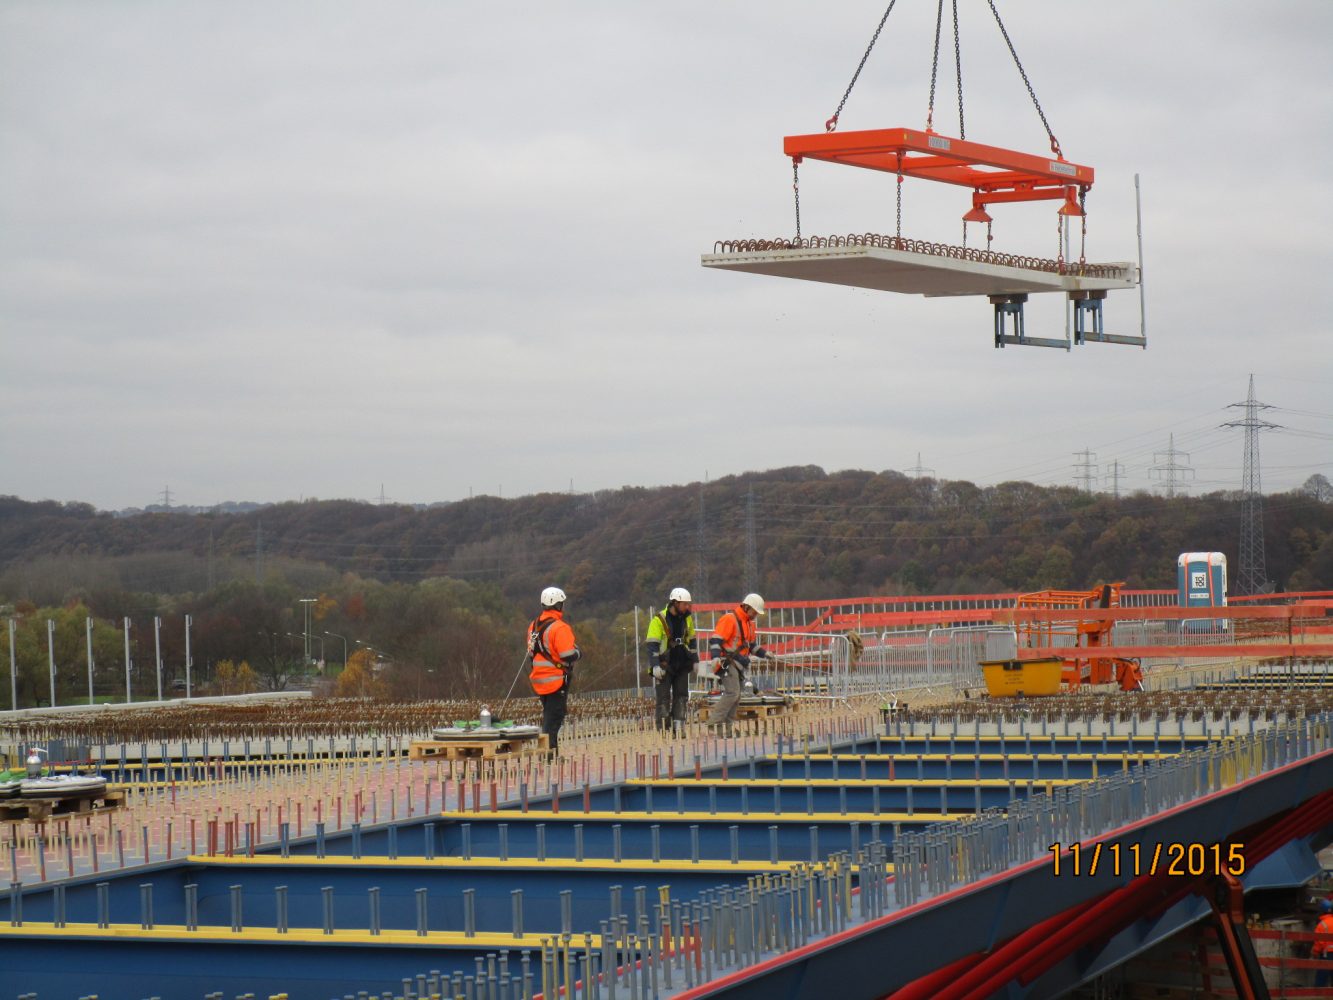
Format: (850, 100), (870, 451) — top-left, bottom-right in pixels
(8, 618), (16, 711)
(633, 605), (641, 698)
(47, 619), (56, 708)
(184, 614), (193, 699)
(154, 616), (163, 701)
(86, 617), (95, 705)
(298, 598), (317, 667)
(123, 617), (133, 704)
(323, 631), (348, 674)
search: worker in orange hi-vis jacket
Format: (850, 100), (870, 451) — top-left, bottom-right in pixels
(1315, 897), (1333, 987)
(705, 593), (771, 736)
(527, 586), (580, 756)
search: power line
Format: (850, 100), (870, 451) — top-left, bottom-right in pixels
(1072, 449), (1098, 493)
(1222, 374), (1281, 596)
(1148, 434), (1194, 498)
(743, 487), (758, 593)
(1103, 460), (1125, 499)
(694, 476), (709, 604)
(906, 453), (936, 478)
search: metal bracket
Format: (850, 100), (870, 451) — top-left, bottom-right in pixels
(992, 293), (1067, 349)
(1070, 289), (1146, 347)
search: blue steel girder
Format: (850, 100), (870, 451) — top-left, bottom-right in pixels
(672, 746), (1333, 1000)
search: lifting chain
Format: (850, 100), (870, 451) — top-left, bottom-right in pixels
(987, 0), (1061, 158)
(826, 0), (900, 132)
(926, 0), (945, 132)
(952, 0), (965, 139)
(1079, 187), (1088, 270)
(895, 154), (904, 246)
(792, 159), (802, 242)
(1056, 212), (1064, 274)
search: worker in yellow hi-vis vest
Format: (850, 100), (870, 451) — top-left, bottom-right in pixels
(644, 587), (698, 735)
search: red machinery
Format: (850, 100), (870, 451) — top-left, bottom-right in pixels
(1015, 583), (1145, 691)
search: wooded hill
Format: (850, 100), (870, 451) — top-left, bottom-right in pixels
(1, 469), (1329, 705)
(4, 468), (1331, 610)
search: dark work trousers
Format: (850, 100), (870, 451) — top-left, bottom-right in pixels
(540, 684), (569, 754)
(654, 664), (691, 731)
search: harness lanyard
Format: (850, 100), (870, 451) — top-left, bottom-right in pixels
(723, 611), (751, 678)
(530, 616), (560, 667)
(727, 611), (750, 656)
(659, 611), (690, 664)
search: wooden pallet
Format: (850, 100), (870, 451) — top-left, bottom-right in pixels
(0, 787), (127, 825)
(698, 701), (795, 722)
(409, 734), (549, 761)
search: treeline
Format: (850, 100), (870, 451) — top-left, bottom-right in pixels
(4, 469), (1332, 601)
(0, 469), (1330, 708)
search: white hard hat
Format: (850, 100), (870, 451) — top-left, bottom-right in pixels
(541, 586), (567, 607)
(742, 593), (766, 615)
(668, 587), (692, 603)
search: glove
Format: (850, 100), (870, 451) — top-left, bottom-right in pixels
(652, 666), (665, 680)
(752, 646), (768, 660)
(690, 650), (700, 664)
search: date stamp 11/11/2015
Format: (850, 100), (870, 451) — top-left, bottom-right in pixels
(1048, 842), (1245, 878)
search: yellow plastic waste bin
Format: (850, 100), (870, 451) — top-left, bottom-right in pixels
(980, 657), (1065, 697)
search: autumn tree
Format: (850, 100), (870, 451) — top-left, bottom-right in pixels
(335, 648), (388, 699)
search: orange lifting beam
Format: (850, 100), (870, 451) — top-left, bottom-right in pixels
(783, 127), (1092, 218)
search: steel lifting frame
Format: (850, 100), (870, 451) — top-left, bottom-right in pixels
(1070, 289), (1147, 347)
(784, 127), (1092, 218)
(991, 293), (1068, 350)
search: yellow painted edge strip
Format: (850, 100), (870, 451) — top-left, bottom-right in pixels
(435, 809), (962, 824)
(185, 854), (838, 873)
(0, 921), (597, 948)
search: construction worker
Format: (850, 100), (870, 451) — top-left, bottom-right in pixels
(1315, 897), (1333, 987)
(527, 586), (580, 755)
(706, 593), (770, 735)
(645, 587), (698, 734)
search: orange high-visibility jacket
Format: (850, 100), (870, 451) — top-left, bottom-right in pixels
(711, 606), (757, 667)
(1315, 913), (1333, 958)
(528, 609), (578, 695)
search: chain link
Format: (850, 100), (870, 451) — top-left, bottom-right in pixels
(952, 0), (965, 139)
(826, 1), (900, 131)
(792, 159), (802, 242)
(1079, 188), (1088, 269)
(895, 156), (903, 245)
(926, 0), (944, 131)
(987, 0), (1060, 158)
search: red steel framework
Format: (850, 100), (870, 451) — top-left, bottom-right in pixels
(784, 127), (1091, 221)
(693, 593), (1333, 664)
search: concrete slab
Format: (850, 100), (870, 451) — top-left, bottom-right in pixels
(701, 244), (1137, 298)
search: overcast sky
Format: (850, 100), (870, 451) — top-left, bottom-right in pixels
(3, 1), (1330, 511)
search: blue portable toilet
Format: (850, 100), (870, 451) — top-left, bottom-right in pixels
(1177, 552), (1227, 632)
